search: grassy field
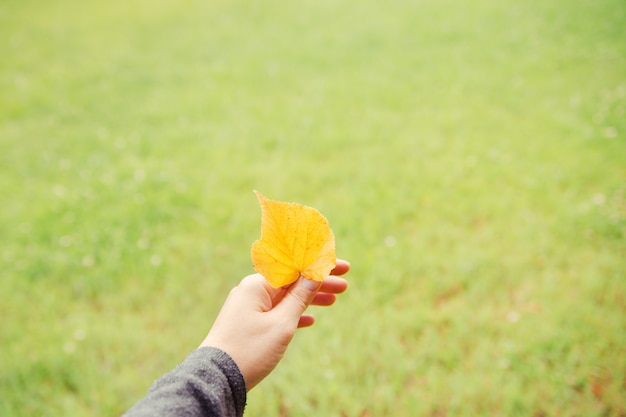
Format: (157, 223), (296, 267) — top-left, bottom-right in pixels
(1, 0), (625, 415)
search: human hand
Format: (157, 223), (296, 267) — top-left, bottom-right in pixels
(200, 259), (350, 390)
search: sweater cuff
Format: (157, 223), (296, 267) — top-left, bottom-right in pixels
(192, 347), (247, 416)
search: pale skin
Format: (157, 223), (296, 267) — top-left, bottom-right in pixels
(200, 259), (350, 390)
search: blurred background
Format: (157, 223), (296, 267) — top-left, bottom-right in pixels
(1, 0), (624, 415)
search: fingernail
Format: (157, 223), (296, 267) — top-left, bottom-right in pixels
(299, 276), (321, 291)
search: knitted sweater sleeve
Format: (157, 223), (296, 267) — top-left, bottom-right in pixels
(122, 347), (247, 417)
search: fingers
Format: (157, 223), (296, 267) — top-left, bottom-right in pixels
(305, 260), (348, 301)
(319, 275), (348, 294)
(330, 259), (350, 276)
(278, 260), (350, 329)
(246, 259), (349, 316)
(310, 292), (336, 306)
(272, 267), (348, 315)
(297, 315), (315, 328)
(273, 276), (321, 322)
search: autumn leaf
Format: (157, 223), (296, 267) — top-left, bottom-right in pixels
(251, 191), (336, 288)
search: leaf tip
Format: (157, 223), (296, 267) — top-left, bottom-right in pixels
(253, 189), (266, 204)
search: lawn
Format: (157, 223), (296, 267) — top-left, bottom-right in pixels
(1, 0), (625, 416)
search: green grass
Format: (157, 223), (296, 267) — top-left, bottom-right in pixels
(1, 0), (625, 415)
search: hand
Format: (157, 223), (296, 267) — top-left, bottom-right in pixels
(200, 260), (350, 390)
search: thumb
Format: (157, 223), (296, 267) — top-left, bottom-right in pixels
(275, 276), (322, 321)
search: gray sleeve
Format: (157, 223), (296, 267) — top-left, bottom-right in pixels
(122, 347), (247, 417)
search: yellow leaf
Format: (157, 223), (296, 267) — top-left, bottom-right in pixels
(251, 191), (336, 288)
